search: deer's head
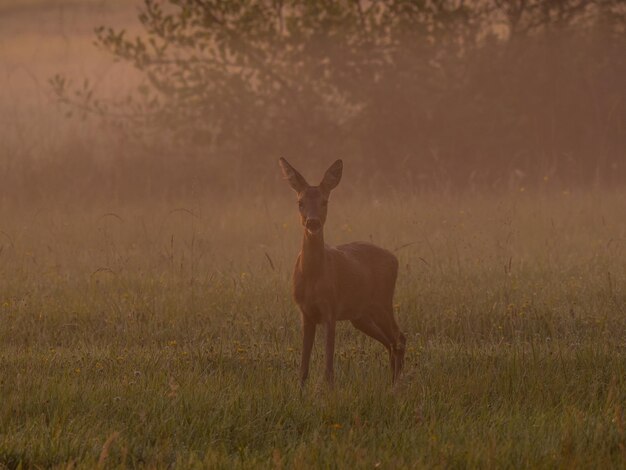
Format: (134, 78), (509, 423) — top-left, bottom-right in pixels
(279, 158), (343, 235)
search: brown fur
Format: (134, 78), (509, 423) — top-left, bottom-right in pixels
(279, 158), (406, 387)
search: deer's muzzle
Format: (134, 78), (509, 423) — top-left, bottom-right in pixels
(305, 218), (322, 233)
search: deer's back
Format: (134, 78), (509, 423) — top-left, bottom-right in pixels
(334, 241), (397, 272)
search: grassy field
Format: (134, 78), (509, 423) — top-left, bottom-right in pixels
(1, 190), (625, 468)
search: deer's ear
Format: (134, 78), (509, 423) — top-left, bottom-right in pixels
(279, 158), (309, 193)
(320, 159), (343, 194)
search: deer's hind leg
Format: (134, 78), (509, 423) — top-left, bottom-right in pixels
(393, 330), (407, 381)
(351, 317), (395, 382)
(372, 308), (406, 383)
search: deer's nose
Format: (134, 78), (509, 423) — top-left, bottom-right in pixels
(305, 218), (322, 232)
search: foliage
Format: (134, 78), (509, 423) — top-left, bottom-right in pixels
(52, 0), (626, 188)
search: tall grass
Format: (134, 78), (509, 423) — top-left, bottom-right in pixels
(1, 191), (625, 468)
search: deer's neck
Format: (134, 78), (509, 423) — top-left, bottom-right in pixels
(300, 229), (325, 278)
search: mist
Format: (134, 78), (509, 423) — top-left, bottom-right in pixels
(1, 0), (624, 202)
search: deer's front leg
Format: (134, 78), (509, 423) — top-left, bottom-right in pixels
(300, 317), (316, 387)
(324, 319), (336, 387)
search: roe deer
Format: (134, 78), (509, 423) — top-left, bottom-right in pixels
(279, 158), (406, 387)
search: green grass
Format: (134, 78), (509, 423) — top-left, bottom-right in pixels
(1, 190), (626, 468)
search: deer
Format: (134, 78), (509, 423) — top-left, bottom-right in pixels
(279, 158), (406, 387)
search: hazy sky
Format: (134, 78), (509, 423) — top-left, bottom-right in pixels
(0, 1), (138, 103)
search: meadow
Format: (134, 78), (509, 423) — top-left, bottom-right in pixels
(1, 189), (625, 468)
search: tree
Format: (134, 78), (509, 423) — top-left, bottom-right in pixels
(52, 0), (626, 190)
